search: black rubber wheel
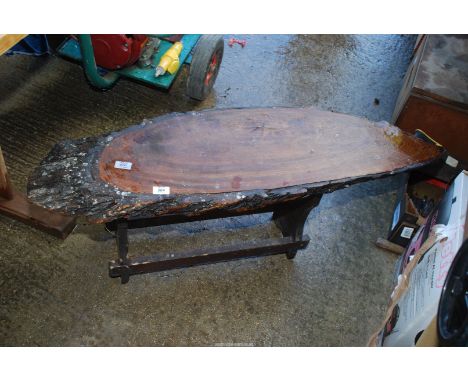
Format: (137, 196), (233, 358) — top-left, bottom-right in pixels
(186, 35), (224, 101)
(437, 239), (468, 346)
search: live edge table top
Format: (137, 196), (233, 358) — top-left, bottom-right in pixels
(27, 106), (441, 223)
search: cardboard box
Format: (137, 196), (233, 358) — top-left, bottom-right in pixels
(408, 173), (448, 218)
(388, 173), (448, 247)
(388, 191), (420, 247)
(370, 171), (468, 346)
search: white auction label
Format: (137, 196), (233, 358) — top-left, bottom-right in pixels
(445, 156), (458, 168)
(153, 186), (170, 195)
(114, 161), (133, 170)
(400, 226), (414, 239)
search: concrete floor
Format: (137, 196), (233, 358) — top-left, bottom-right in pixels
(0, 35), (415, 346)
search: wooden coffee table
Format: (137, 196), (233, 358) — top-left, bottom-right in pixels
(28, 107), (441, 282)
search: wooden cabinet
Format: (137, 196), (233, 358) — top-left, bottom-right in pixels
(393, 35), (468, 164)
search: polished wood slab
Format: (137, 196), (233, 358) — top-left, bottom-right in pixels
(27, 106), (441, 223)
(99, 107), (437, 194)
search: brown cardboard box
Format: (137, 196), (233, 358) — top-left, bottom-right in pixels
(388, 173), (447, 247)
(370, 171), (468, 346)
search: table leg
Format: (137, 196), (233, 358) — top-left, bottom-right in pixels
(115, 221), (130, 284)
(272, 194), (322, 258)
(106, 195), (322, 283)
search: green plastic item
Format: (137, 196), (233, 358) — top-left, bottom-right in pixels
(78, 34), (119, 89)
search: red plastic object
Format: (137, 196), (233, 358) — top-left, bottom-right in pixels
(228, 38), (246, 48)
(90, 35), (148, 70)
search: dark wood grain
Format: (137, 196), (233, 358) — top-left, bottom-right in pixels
(27, 106), (441, 223)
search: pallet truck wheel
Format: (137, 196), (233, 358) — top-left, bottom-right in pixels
(186, 35), (224, 101)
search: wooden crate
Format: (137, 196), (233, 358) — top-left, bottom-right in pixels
(393, 35), (468, 164)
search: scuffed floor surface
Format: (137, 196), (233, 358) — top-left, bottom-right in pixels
(0, 35), (415, 346)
